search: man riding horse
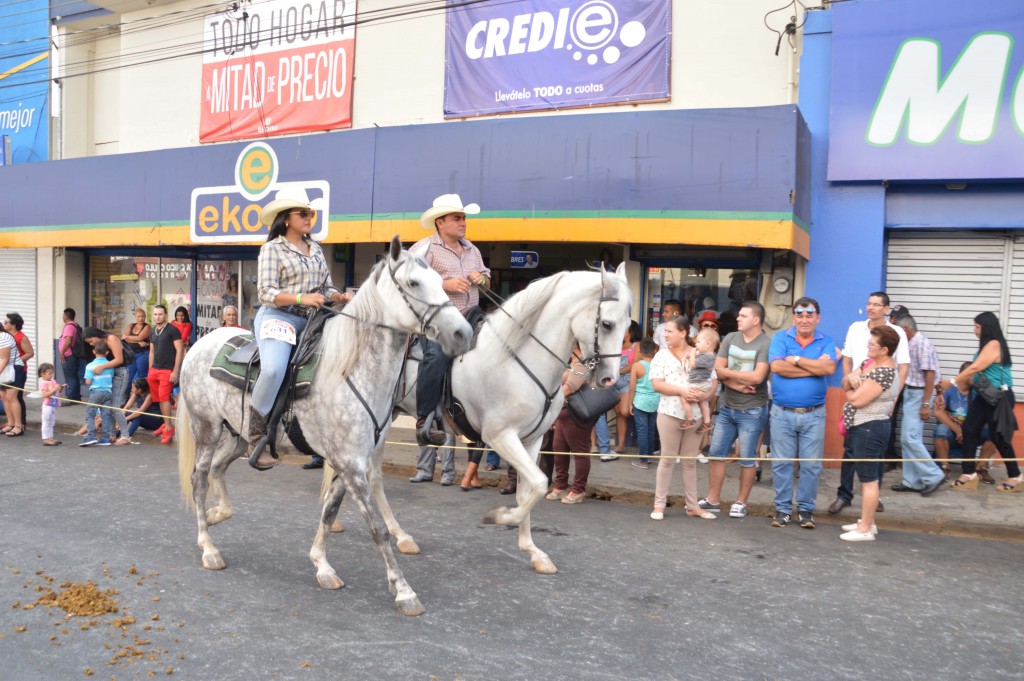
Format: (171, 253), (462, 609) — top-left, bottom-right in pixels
(410, 194), (492, 448)
(248, 188), (354, 470)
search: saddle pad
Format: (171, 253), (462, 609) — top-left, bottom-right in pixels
(209, 333), (318, 397)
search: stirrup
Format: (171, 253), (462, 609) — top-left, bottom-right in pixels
(247, 436), (280, 471)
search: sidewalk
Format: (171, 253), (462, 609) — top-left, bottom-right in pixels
(48, 405), (1024, 542)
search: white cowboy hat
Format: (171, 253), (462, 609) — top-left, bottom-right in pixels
(259, 187), (326, 226)
(419, 193), (480, 230)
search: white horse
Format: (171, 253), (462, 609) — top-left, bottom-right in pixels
(349, 265), (633, 574)
(177, 237), (472, 616)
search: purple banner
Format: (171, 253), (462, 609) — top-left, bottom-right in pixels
(829, 0), (1024, 181)
(444, 0), (670, 118)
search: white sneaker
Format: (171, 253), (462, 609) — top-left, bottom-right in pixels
(650, 510), (664, 521)
(697, 453), (709, 464)
(841, 521), (878, 534)
(840, 529), (877, 542)
(729, 502), (747, 518)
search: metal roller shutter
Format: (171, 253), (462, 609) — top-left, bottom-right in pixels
(886, 231), (1024, 449)
(0, 249), (38, 391)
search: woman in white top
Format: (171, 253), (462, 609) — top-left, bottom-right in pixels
(648, 316), (718, 520)
(0, 328), (25, 436)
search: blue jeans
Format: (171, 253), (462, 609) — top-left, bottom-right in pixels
(900, 388), (945, 489)
(251, 306), (308, 416)
(594, 413), (611, 453)
(86, 391), (113, 440)
(485, 450), (501, 468)
(845, 419), (891, 484)
(769, 404), (826, 514)
(62, 354), (85, 401)
(708, 405), (769, 467)
(633, 408), (658, 462)
(127, 406), (163, 436)
(127, 349), (149, 385)
(110, 366), (131, 437)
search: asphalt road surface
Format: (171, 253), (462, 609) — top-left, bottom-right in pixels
(2, 435), (1021, 680)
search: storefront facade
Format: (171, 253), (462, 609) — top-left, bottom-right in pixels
(801, 0), (1024, 453)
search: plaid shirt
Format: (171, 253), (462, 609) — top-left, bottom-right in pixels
(410, 232), (491, 314)
(257, 236), (340, 307)
(906, 331), (941, 388)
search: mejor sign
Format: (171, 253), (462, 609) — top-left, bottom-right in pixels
(828, 0), (1024, 181)
(190, 142), (329, 243)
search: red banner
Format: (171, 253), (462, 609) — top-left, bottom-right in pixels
(199, 1), (356, 143)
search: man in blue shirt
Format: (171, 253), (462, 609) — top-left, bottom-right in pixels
(767, 297), (839, 529)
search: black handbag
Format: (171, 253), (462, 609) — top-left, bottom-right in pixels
(566, 383), (620, 425)
(972, 372), (1006, 406)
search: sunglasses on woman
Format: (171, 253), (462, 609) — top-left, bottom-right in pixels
(290, 209), (316, 219)
(700, 323), (717, 329)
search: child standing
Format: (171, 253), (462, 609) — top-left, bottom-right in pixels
(682, 329), (719, 431)
(81, 341), (114, 447)
(628, 338), (660, 469)
(38, 363), (63, 446)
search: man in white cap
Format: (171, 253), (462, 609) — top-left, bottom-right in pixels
(410, 194), (491, 446)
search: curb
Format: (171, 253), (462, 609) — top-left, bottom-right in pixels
(380, 461), (1024, 544)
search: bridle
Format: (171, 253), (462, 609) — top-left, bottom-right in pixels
(472, 270), (624, 440)
(385, 254), (456, 337)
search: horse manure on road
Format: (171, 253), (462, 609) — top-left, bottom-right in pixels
(7, 562), (182, 675)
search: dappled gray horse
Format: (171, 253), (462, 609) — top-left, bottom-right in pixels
(361, 265), (633, 574)
(177, 237), (471, 616)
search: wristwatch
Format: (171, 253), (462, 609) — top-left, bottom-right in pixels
(794, 356), (801, 366)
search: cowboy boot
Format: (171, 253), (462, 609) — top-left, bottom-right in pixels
(415, 414), (446, 447)
(246, 407), (279, 471)
(499, 466), (518, 495)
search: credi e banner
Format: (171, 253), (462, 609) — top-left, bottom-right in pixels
(199, 0), (356, 143)
(444, 0), (670, 118)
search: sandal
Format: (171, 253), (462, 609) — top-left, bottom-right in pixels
(977, 467), (996, 485)
(939, 463), (951, 481)
(696, 422), (713, 433)
(6, 426), (24, 437)
(950, 474), (979, 491)
(561, 493), (584, 504)
(995, 477), (1024, 493)
(545, 489), (568, 501)
(0, 425), (12, 434)
(679, 419), (697, 431)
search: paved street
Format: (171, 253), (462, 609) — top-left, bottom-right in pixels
(2, 435), (1022, 680)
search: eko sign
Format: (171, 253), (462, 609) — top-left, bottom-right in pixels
(828, 0), (1024, 181)
(190, 142), (329, 243)
(444, 0), (671, 118)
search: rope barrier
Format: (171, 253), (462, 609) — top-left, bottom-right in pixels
(1, 382), (178, 421)
(6, 381), (1018, 463)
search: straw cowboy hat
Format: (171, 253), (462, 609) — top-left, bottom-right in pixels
(259, 187), (326, 226)
(419, 194), (480, 230)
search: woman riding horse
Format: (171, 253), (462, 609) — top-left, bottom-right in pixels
(249, 188), (353, 470)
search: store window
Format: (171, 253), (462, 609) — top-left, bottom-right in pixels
(645, 267), (760, 336)
(89, 256), (193, 337)
(195, 260), (236, 338)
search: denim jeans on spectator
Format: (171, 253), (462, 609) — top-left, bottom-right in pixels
(594, 413), (611, 453)
(900, 388), (945, 490)
(708, 405), (769, 467)
(633, 408), (658, 463)
(769, 403), (826, 514)
(85, 391), (113, 440)
(486, 450), (501, 468)
(110, 366), (131, 437)
(837, 421), (888, 500)
(62, 354), (83, 401)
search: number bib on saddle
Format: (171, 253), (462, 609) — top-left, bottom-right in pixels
(260, 319), (297, 345)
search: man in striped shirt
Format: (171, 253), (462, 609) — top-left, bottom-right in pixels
(410, 194), (491, 446)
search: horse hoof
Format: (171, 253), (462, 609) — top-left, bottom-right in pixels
(532, 557), (558, 575)
(317, 572), (345, 590)
(396, 537), (421, 555)
(330, 519), (344, 533)
(395, 596), (426, 617)
(205, 509), (232, 526)
(202, 552), (226, 570)
(482, 506), (509, 525)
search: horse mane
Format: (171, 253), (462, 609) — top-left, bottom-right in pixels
(316, 258), (389, 392)
(479, 272), (572, 361)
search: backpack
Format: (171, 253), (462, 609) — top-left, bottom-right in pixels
(69, 322), (88, 360)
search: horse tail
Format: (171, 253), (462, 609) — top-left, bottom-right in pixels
(177, 393), (197, 512)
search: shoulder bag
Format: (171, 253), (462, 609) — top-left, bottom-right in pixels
(567, 383), (620, 426)
(972, 368), (1007, 406)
